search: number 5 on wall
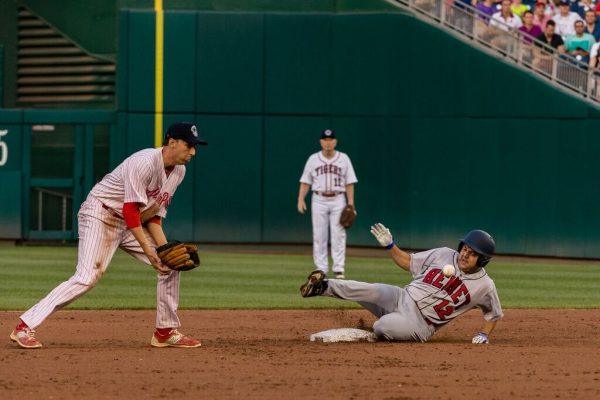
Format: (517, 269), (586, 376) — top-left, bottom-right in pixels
(0, 130), (7, 166)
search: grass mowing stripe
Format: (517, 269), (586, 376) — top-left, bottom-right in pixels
(1, 246), (600, 310)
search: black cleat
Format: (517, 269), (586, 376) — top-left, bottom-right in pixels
(300, 270), (328, 297)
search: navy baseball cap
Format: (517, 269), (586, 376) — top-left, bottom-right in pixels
(320, 129), (336, 139)
(165, 122), (208, 146)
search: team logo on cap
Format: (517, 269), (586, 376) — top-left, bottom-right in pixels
(191, 125), (198, 137)
(324, 129), (332, 136)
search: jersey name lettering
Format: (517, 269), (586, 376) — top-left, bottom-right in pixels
(146, 188), (172, 208)
(422, 268), (471, 320)
(315, 164), (342, 177)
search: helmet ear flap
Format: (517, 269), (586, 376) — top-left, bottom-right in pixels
(477, 255), (491, 268)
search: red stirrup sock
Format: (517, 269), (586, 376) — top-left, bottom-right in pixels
(155, 327), (173, 337)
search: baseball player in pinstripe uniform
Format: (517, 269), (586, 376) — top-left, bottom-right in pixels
(301, 224), (503, 344)
(10, 122), (206, 349)
(297, 129), (357, 279)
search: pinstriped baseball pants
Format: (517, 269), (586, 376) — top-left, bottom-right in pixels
(20, 195), (181, 330)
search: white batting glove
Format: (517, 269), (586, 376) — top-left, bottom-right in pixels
(472, 332), (489, 344)
(370, 223), (394, 249)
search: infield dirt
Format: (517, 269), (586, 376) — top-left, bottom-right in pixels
(1, 309), (598, 400)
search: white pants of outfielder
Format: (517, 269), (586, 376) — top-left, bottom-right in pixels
(311, 193), (346, 275)
(20, 195), (181, 330)
(325, 279), (435, 342)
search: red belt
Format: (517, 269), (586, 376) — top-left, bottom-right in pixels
(102, 203), (123, 219)
(314, 191), (342, 197)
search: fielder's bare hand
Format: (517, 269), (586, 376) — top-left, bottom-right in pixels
(142, 244), (170, 275)
(297, 199), (307, 214)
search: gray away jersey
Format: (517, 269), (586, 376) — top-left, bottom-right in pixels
(406, 247), (503, 326)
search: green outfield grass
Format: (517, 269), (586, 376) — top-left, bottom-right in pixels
(0, 245), (599, 310)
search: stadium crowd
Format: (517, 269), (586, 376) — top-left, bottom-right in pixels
(448, 0), (600, 67)
(437, 0), (600, 96)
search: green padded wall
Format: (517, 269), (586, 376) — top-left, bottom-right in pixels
(192, 115), (263, 242)
(196, 12), (264, 113)
(0, 113), (23, 238)
(163, 11), (196, 113)
(126, 11), (156, 112)
(264, 13), (331, 114)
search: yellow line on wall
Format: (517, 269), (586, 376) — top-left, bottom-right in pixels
(154, 0), (164, 148)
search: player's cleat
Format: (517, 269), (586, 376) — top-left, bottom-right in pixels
(150, 329), (202, 348)
(300, 270), (328, 297)
(10, 327), (43, 349)
(334, 272), (345, 279)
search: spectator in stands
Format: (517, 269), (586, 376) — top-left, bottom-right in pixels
(589, 39), (600, 63)
(554, 0), (583, 37)
(595, 0), (600, 16)
(589, 42), (600, 100)
(573, 0), (596, 19)
(475, 0), (499, 38)
(485, 0), (523, 52)
(536, 19), (567, 51)
(520, 10), (544, 42)
(490, 0), (524, 31)
(565, 19), (596, 61)
(477, 0), (498, 21)
(534, 20), (566, 75)
(537, 0), (556, 17)
(533, 1), (553, 27)
(584, 9), (600, 39)
(511, 0), (531, 17)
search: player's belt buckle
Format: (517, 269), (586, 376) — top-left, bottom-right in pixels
(101, 203), (123, 219)
(315, 192), (339, 197)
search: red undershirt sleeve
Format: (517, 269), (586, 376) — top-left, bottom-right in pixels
(122, 202), (141, 229)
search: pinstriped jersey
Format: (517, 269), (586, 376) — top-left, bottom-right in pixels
(299, 151), (357, 193)
(90, 148), (185, 218)
(406, 247), (503, 326)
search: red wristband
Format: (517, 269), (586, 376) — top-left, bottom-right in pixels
(146, 215), (162, 226)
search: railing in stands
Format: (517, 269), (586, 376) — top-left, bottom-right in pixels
(393, 0), (600, 104)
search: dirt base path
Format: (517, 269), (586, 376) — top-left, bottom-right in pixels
(1, 309), (598, 400)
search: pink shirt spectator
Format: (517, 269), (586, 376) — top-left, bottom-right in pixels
(533, 13), (551, 28)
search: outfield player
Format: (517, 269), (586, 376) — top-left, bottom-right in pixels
(300, 224), (503, 344)
(297, 129), (357, 279)
(10, 122), (207, 349)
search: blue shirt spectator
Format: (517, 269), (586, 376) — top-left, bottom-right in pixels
(584, 9), (600, 40)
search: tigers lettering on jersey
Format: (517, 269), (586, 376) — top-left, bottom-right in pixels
(146, 188), (172, 208)
(315, 164), (342, 177)
(422, 268), (471, 321)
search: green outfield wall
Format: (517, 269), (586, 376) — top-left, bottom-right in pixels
(2, 9), (600, 258)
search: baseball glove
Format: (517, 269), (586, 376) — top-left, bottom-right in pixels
(156, 241), (200, 271)
(339, 204), (357, 229)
